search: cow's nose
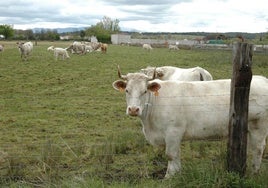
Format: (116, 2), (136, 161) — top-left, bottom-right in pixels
(128, 106), (139, 116)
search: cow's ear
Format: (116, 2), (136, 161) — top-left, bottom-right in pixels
(148, 82), (161, 92)
(112, 80), (127, 91)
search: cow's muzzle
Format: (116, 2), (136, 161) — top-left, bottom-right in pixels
(127, 106), (140, 116)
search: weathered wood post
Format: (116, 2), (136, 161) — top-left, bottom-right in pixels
(227, 42), (253, 176)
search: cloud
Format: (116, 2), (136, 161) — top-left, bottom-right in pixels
(0, 0), (267, 32)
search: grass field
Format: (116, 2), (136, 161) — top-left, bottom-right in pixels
(0, 41), (267, 187)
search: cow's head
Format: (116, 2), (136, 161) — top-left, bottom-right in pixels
(113, 66), (161, 116)
(16, 42), (24, 48)
(140, 67), (164, 79)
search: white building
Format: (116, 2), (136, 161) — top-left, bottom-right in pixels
(111, 34), (131, 45)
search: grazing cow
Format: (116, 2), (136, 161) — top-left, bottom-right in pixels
(141, 66), (213, 81)
(168, 44), (179, 51)
(54, 48), (70, 60)
(100, 43), (108, 53)
(81, 42), (102, 53)
(47, 45), (54, 51)
(17, 41), (33, 60)
(53, 47), (69, 60)
(47, 46), (70, 60)
(66, 41), (86, 54)
(142, 43), (153, 51)
(0, 44), (4, 52)
(90, 42), (102, 51)
(112, 68), (268, 178)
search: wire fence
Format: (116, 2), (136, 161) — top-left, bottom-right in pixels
(0, 91), (268, 183)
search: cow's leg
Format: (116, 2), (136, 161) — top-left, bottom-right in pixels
(54, 52), (57, 61)
(249, 134), (266, 173)
(164, 129), (183, 178)
(248, 120), (268, 173)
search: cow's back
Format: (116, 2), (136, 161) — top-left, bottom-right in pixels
(157, 66), (212, 81)
(152, 75), (267, 111)
(24, 42), (33, 49)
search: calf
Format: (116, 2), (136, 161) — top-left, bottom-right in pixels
(47, 46), (70, 60)
(100, 43), (108, 53)
(53, 47), (70, 60)
(168, 44), (179, 50)
(142, 43), (153, 51)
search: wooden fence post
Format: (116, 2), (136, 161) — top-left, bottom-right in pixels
(227, 42), (253, 176)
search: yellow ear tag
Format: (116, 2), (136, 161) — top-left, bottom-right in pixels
(154, 91), (159, 96)
(119, 88), (125, 93)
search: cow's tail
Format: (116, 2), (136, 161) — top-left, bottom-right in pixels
(199, 73), (204, 81)
(196, 67), (213, 81)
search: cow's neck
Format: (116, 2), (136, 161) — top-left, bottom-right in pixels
(141, 92), (154, 120)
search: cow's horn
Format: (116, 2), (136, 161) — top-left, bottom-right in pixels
(148, 68), (157, 81)
(117, 65), (127, 80)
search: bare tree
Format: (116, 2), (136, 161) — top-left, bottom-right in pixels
(99, 16), (120, 33)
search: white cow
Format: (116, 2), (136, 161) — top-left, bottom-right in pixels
(17, 41), (33, 60)
(85, 45), (94, 53)
(83, 41), (101, 53)
(113, 69), (268, 178)
(90, 42), (102, 51)
(53, 48), (70, 60)
(47, 45), (54, 51)
(168, 44), (179, 50)
(47, 46), (70, 60)
(141, 66), (213, 81)
(66, 41), (86, 54)
(142, 43), (153, 51)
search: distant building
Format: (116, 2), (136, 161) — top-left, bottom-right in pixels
(111, 34), (131, 45)
(111, 33), (199, 47)
(60, 35), (71, 40)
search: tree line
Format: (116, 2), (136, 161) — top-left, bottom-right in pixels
(0, 16), (120, 42)
(1, 16), (267, 43)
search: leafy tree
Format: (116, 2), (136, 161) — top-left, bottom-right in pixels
(80, 30), (86, 39)
(34, 29), (60, 41)
(24, 29), (35, 40)
(0, 24), (14, 39)
(85, 16), (120, 43)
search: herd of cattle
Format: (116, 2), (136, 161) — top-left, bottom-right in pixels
(7, 41), (108, 61)
(0, 42), (177, 60)
(113, 65), (268, 178)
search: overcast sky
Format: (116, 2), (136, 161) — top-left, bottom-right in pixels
(0, 0), (267, 33)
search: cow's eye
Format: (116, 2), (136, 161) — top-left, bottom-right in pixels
(144, 90), (147, 94)
(125, 89), (129, 93)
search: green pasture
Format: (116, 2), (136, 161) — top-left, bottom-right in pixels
(0, 41), (267, 187)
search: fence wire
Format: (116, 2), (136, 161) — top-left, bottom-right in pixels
(0, 92), (267, 182)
